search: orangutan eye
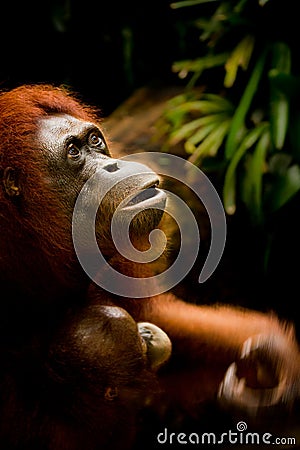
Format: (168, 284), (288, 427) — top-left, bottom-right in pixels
(88, 132), (106, 151)
(67, 143), (81, 159)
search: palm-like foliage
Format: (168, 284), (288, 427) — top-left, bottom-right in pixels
(159, 0), (300, 225)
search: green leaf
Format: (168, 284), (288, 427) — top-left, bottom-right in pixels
(170, 0), (219, 9)
(189, 118), (231, 164)
(223, 123), (268, 214)
(167, 92), (198, 108)
(234, 0), (250, 14)
(184, 122), (217, 152)
(201, 93), (234, 108)
(241, 127), (270, 223)
(269, 91), (289, 150)
(268, 153), (292, 175)
(189, 116), (228, 145)
(268, 71), (300, 97)
(269, 42), (291, 150)
(271, 41), (291, 74)
(168, 99), (233, 116)
(169, 117), (212, 145)
(172, 53), (230, 76)
(177, 100), (233, 114)
(225, 48), (268, 159)
(224, 35), (255, 88)
(268, 164), (300, 212)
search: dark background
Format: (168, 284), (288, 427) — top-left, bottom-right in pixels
(0, 0), (190, 115)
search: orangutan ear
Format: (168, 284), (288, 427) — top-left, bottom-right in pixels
(3, 167), (20, 197)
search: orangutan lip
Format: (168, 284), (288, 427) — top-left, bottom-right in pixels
(122, 183), (166, 210)
(126, 185), (158, 206)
